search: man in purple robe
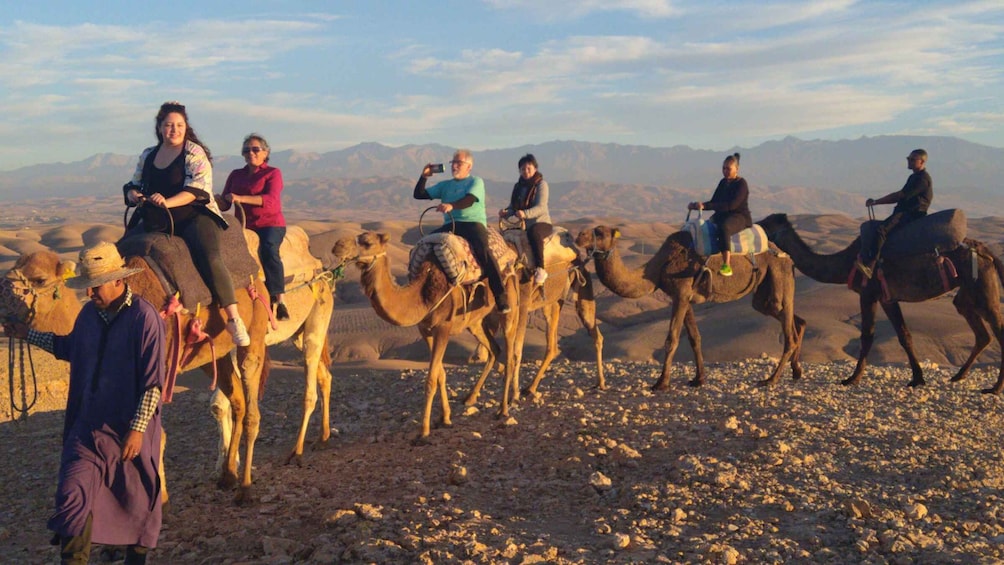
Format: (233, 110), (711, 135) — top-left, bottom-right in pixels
(5, 241), (165, 564)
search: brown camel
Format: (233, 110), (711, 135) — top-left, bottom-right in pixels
(465, 254), (605, 406)
(1, 249), (270, 505)
(211, 225), (337, 468)
(575, 226), (805, 388)
(758, 213), (1004, 391)
(331, 231), (520, 441)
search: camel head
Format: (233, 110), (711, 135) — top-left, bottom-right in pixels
(0, 250), (79, 326)
(575, 226), (621, 257)
(331, 232), (391, 271)
(757, 213), (792, 242)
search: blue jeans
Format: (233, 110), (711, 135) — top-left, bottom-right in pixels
(253, 226), (286, 298)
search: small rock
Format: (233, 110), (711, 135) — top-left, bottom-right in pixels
(449, 465), (468, 485)
(844, 499), (873, 519)
(589, 471), (613, 492)
(906, 503), (928, 521)
(612, 532), (631, 549)
(354, 503), (384, 521)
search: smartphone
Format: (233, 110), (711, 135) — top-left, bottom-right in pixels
(429, 163), (445, 174)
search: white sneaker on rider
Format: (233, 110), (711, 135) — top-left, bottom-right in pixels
(227, 317), (251, 347)
(533, 267), (548, 286)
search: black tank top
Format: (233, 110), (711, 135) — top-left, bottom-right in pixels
(141, 149), (198, 232)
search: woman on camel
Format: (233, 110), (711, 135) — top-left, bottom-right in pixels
(122, 101), (251, 346)
(219, 133), (289, 321)
(688, 152), (752, 277)
(499, 153), (552, 286)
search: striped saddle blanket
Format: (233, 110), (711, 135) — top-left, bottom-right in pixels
(501, 227), (578, 271)
(408, 229), (517, 285)
(683, 213), (770, 256)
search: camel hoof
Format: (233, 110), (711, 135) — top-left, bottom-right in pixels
(840, 376), (859, 386)
(687, 378), (704, 388)
(285, 452), (303, 467)
(907, 378), (925, 388)
(650, 381), (670, 392)
(311, 438), (331, 452)
(756, 379), (775, 388)
(950, 373), (966, 382)
(411, 435), (433, 447)
(234, 486), (255, 507)
(217, 473), (239, 490)
(981, 387), (1002, 395)
(791, 368), (803, 381)
(463, 396), (478, 407)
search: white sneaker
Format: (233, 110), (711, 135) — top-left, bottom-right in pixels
(227, 317), (251, 347)
(533, 267), (548, 286)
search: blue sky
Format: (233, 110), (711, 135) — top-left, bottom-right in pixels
(1, 0), (1002, 171)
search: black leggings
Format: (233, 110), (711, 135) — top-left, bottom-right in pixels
(526, 222), (552, 268)
(174, 213), (238, 307)
(434, 221), (506, 303)
(863, 211), (922, 262)
(712, 214), (751, 253)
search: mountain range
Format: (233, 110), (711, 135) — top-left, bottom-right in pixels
(2, 135), (1002, 220)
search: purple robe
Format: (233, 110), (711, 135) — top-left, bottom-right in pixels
(46, 297), (165, 548)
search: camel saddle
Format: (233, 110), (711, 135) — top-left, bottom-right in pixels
(683, 211), (770, 257)
(117, 221), (260, 309)
(408, 229), (517, 286)
(243, 225), (323, 288)
(860, 209), (967, 258)
(501, 227), (578, 271)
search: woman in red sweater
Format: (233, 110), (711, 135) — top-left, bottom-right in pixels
(219, 133), (289, 320)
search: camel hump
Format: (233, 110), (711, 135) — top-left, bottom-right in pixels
(410, 230), (517, 286)
(117, 224), (259, 309)
(682, 216), (771, 257)
(502, 226), (578, 270)
(860, 208), (967, 258)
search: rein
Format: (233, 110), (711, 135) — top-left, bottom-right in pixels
(6, 333), (37, 422)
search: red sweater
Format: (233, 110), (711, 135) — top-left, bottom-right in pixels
(222, 165), (286, 229)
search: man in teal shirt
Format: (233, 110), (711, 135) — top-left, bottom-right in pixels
(414, 149), (510, 313)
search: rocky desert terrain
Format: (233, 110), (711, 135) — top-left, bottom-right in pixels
(2, 202), (1004, 563)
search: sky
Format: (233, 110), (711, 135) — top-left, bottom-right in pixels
(0, 0), (1002, 171)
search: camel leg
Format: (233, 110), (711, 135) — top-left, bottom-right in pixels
(752, 285), (799, 387)
(418, 327), (450, 442)
(682, 307), (705, 387)
(653, 302), (692, 390)
(286, 306), (332, 466)
(879, 301), (925, 387)
(215, 360), (244, 491)
(316, 363), (333, 446)
(844, 292), (880, 386)
(790, 315), (806, 380)
(949, 297), (991, 384)
(463, 318), (501, 406)
(509, 301), (531, 400)
(498, 306), (521, 418)
(210, 388), (234, 475)
(572, 273), (606, 390)
(236, 348), (264, 506)
(524, 301), (561, 397)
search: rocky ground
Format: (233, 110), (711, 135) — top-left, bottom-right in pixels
(3, 353), (1004, 564)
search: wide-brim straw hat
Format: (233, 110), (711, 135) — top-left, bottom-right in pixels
(66, 241), (144, 289)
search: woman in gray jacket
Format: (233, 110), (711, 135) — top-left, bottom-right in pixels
(499, 153), (552, 285)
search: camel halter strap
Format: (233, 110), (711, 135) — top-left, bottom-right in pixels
(3, 268), (66, 325)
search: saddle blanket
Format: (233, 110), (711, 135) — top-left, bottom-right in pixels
(683, 216), (770, 256)
(859, 208), (967, 258)
(243, 225), (323, 288)
(408, 229), (517, 285)
(117, 220), (260, 309)
(501, 227), (578, 271)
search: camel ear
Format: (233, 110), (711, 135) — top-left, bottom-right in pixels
(57, 260), (76, 280)
(612, 228), (621, 239)
(377, 233), (390, 245)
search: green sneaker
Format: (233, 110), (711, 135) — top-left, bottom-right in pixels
(719, 264), (733, 277)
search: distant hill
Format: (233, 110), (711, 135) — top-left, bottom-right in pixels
(0, 136), (1001, 218)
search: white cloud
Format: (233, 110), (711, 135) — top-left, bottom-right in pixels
(483, 0), (681, 19)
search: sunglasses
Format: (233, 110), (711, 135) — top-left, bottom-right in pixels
(242, 147), (265, 154)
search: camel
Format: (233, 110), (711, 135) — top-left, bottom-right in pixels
(331, 231), (520, 441)
(210, 225), (337, 468)
(464, 252), (605, 406)
(575, 226), (805, 388)
(758, 213), (1004, 391)
(1, 249), (270, 505)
